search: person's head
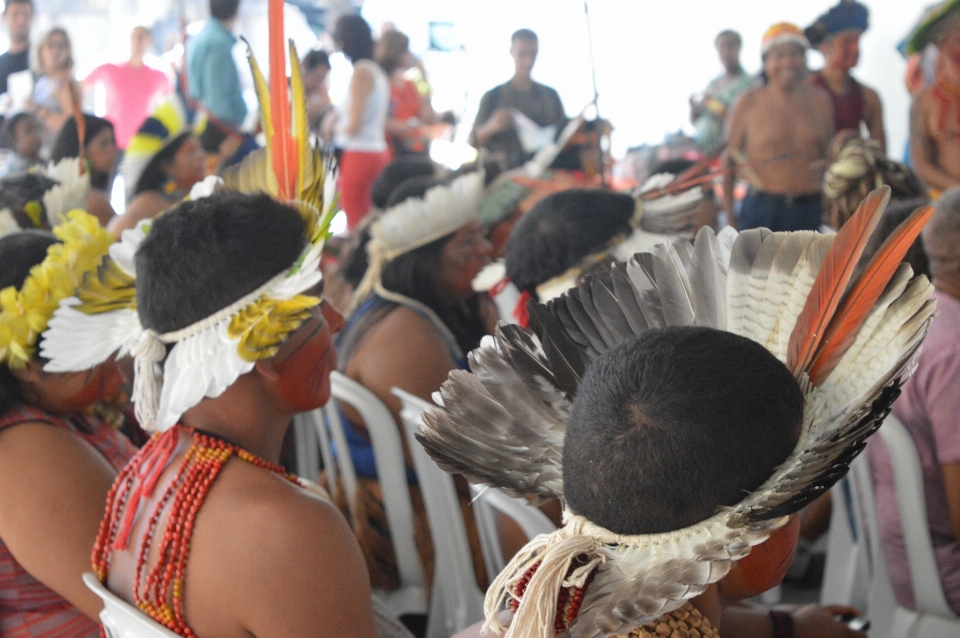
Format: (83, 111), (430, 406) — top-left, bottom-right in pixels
(923, 186), (960, 292)
(806, 0), (868, 72)
(510, 28), (539, 80)
(1, 112), (41, 160)
(375, 28), (412, 75)
(209, 0), (240, 23)
(370, 155), (437, 210)
(50, 115), (118, 189)
(136, 192), (344, 412)
(300, 49), (331, 93)
(133, 132), (205, 197)
(35, 27), (72, 75)
(0, 171), (58, 229)
(130, 25), (153, 59)
(3, 0), (32, 48)
(819, 30), (861, 71)
(761, 24), (809, 89)
(932, 10), (960, 69)
(505, 189), (635, 294)
(563, 327), (804, 535)
(0, 230), (124, 417)
(334, 14), (374, 63)
(715, 30), (742, 73)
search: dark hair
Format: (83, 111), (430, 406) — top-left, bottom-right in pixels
(3, 0), (33, 11)
(0, 112), (36, 149)
(0, 171), (59, 229)
(715, 29), (741, 46)
(50, 114), (115, 190)
(136, 191), (306, 333)
(511, 29), (538, 44)
(133, 132), (192, 197)
(564, 327), (804, 534)
(340, 223), (373, 289)
(505, 189), (635, 293)
(372, 157), (437, 209)
(0, 230), (58, 415)
(335, 14), (374, 63)
(302, 49), (331, 72)
(375, 29), (410, 75)
(209, 0), (239, 21)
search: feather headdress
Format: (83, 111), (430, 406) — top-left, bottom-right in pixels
(417, 186), (935, 638)
(41, 0), (338, 432)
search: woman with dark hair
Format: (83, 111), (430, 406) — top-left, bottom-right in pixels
(333, 14), (390, 232)
(110, 101), (205, 235)
(0, 216), (136, 636)
(51, 114), (118, 192)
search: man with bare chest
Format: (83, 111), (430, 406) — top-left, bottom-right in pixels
(724, 24), (835, 231)
(908, 3), (960, 194)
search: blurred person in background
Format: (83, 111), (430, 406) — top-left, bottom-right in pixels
(83, 26), (171, 152)
(50, 114), (118, 194)
(0, 111), (41, 173)
(375, 29), (437, 158)
(187, 0), (246, 133)
(333, 13), (390, 232)
(301, 49), (332, 137)
(31, 27), (81, 147)
(0, 0), (32, 101)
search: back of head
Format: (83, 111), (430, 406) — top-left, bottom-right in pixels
(50, 114), (114, 163)
(375, 29), (410, 75)
(136, 191), (306, 334)
(335, 14), (374, 63)
(209, 0), (239, 21)
(371, 155), (436, 209)
(302, 48), (330, 72)
(511, 28), (538, 45)
(716, 29), (741, 46)
(505, 189), (635, 293)
(0, 112), (33, 150)
(563, 327), (803, 535)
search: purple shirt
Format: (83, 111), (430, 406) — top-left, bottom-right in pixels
(869, 288), (960, 613)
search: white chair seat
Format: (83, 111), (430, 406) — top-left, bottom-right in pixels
(83, 572), (180, 638)
(470, 484), (556, 576)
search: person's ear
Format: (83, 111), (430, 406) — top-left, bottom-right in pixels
(254, 358), (280, 384)
(8, 359), (44, 385)
(717, 514), (801, 605)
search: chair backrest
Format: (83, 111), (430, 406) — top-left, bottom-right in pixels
(470, 484), (556, 576)
(83, 572), (181, 638)
(821, 476), (870, 609)
(392, 387), (485, 638)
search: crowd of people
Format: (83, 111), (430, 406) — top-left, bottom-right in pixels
(0, 0), (958, 638)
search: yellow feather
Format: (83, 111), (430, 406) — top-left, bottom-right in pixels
(288, 40), (310, 201)
(75, 257), (136, 314)
(228, 294), (319, 362)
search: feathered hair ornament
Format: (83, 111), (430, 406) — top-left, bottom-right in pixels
(417, 186), (936, 638)
(41, 0), (339, 432)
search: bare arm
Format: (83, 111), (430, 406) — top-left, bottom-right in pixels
(863, 87), (886, 155)
(108, 192), (171, 237)
(723, 94), (750, 227)
(0, 422), (117, 620)
(345, 65), (375, 137)
(910, 94), (960, 191)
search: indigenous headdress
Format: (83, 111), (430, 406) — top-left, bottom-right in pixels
(417, 187), (935, 638)
(761, 23), (810, 56)
(905, 0), (960, 55)
(121, 100), (189, 202)
(0, 210), (113, 368)
(805, 1), (869, 47)
(42, 13), (338, 432)
(351, 170), (485, 307)
(0, 158), (96, 238)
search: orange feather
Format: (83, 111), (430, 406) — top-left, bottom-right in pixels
(807, 203), (934, 385)
(786, 186), (890, 375)
(69, 81), (85, 174)
(268, 0), (295, 200)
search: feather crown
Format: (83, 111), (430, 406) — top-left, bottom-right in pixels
(42, 6), (339, 432)
(417, 187), (936, 638)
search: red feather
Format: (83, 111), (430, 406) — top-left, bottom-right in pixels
(787, 186), (890, 375)
(268, 0), (295, 200)
(807, 203), (934, 385)
(69, 81), (85, 174)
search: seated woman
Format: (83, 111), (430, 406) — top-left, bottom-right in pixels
(0, 214), (136, 636)
(338, 171), (495, 589)
(110, 101), (205, 235)
(49, 114), (119, 226)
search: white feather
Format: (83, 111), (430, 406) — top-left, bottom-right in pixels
(41, 299), (141, 372)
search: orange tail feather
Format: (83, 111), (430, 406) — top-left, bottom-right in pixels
(268, 0), (295, 200)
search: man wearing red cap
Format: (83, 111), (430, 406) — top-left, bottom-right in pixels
(724, 23), (835, 231)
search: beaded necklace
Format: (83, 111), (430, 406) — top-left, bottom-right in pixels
(92, 425), (299, 637)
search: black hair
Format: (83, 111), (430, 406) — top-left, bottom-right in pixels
(715, 29), (741, 46)
(340, 223), (373, 289)
(371, 156), (436, 210)
(564, 327), (804, 535)
(334, 14), (374, 63)
(133, 132), (192, 197)
(0, 230), (58, 416)
(209, 0), (239, 21)
(302, 49), (331, 72)
(3, 0), (33, 10)
(0, 112), (36, 150)
(0, 171), (59, 229)
(136, 191), (306, 333)
(505, 189), (635, 293)
(511, 29), (538, 44)
(50, 114), (115, 190)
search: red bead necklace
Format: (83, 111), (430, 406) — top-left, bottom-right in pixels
(92, 425), (299, 637)
(509, 556), (598, 636)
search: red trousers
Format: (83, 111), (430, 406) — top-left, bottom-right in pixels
(339, 149), (390, 232)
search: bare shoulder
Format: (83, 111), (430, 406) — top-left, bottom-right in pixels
(805, 82), (833, 106)
(109, 192), (170, 234)
(363, 304), (453, 357)
(0, 420), (112, 476)
(733, 84), (763, 111)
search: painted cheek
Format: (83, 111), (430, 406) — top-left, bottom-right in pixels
(275, 328), (336, 412)
(728, 515), (801, 598)
(62, 363), (125, 411)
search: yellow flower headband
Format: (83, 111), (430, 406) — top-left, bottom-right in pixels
(0, 210), (114, 368)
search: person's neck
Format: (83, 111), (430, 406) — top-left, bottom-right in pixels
(180, 375), (293, 464)
(769, 79), (802, 97)
(690, 585), (723, 628)
(934, 278), (960, 302)
(8, 38), (28, 55)
(944, 60), (960, 89)
(511, 74), (534, 91)
(127, 54), (144, 68)
(723, 65), (743, 79)
(820, 63), (851, 93)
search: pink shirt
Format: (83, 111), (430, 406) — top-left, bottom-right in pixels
(869, 288), (960, 613)
(84, 62), (170, 149)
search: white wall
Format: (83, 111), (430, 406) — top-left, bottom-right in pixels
(360, 0), (932, 160)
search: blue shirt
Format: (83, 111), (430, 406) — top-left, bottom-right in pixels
(186, 19), (247, 127)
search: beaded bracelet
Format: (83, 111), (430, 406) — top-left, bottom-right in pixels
(769, 610), (795, 638)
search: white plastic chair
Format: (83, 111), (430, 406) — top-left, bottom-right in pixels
(292, 371), (427, 618)
(849, 415), (960, 638)
(470, 484), (556, 577)
(83, 572), (180, 638)
(821, 475), (871, 610)
(392, 387), (485, 638)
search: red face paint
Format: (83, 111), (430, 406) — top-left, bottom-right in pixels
(61, 362), (125, 412)
(718, 515), (801, 603)
(274, 303), (343, 412)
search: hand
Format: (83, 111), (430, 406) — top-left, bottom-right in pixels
(487, 108), (514, 133)
(790, 604), (868, 638)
